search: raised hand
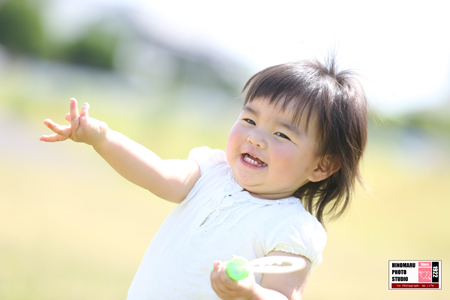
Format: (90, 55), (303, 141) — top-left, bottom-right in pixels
(40, 98), (108, 146)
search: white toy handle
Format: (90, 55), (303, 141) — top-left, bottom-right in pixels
(223, 255), (308, 281)
(246, 256), (307, 274)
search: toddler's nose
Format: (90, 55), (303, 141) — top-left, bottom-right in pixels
(247, 133), (267, 149)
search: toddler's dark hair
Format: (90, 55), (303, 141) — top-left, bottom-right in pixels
(241, 55), (367, 225)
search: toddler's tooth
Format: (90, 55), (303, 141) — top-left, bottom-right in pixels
(243, 154), (265, 166)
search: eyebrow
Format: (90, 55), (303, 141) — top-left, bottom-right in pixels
(242, 105), (258, 116)
(278, 119), (302, 136)
(242, 105), (303, 136)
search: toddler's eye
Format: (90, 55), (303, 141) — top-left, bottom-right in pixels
(243, 118), (256, 125)
(275, 132), (291, 140)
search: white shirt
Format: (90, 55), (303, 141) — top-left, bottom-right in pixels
(127, 147), (327, 300)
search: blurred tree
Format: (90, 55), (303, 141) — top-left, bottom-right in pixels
(56, 23), (118, 70)
(0, 0), (46, 57)
(0, 0), (118, 70)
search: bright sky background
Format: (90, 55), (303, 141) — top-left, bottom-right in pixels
(50, 0), (450, 115)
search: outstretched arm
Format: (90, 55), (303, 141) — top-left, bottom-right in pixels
(40, 98), (200, 203)
(93, 129), (200, 203)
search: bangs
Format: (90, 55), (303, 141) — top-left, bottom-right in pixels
(242, 62), (324, 135)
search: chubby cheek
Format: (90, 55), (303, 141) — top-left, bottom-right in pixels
(225, 124), (244, 157)
(269, 146), (310, 182)
(270, 145), (295, 170)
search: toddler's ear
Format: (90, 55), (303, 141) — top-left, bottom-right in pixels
(308, 155), (340, 182)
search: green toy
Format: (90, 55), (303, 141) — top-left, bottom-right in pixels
(224, 257), (250, 281)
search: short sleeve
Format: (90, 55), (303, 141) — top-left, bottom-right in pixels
(187, 146), (227, 176)
(184, 147), (228, 202)
(263, 211), (327, 270)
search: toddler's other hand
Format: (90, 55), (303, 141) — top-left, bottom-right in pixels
(211, 260), (256, 300)
(40, 98), (108, 146)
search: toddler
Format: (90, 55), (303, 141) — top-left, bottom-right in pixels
(40, 57), (367, 300)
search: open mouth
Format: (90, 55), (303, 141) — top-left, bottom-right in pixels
(242, 153), (267, 167)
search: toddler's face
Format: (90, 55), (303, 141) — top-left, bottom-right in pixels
(225, 98), (321, 199)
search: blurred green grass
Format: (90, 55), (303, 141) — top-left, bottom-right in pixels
(1, 64), (449, 300)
